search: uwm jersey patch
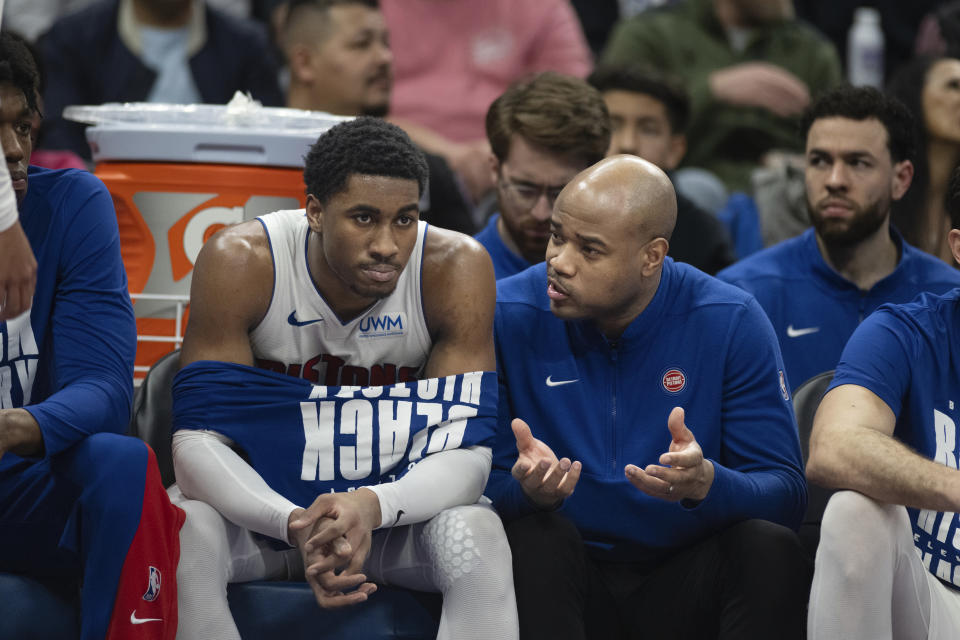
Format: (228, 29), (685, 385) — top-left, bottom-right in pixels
(172, 362), (497, 509)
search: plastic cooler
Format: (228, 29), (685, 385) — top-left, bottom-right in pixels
(64, 102), (349, 381)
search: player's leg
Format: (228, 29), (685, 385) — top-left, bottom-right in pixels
(809, 490), (933, 640)
(365, 501), (519, 640)
(50, 433), (185, 640)
(170, 487), (299, 640)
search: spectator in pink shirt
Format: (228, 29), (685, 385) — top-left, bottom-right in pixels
(381, 0), (592, 203)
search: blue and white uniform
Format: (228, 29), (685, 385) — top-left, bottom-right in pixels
(0, 167), (183, 640)
(808, 289), (960, 639)
(717, 228), (960, 389)
(473, 213), (530, 281)
(486, 259), (806, 562)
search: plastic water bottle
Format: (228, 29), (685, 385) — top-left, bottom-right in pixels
(847, 7), (885, 88)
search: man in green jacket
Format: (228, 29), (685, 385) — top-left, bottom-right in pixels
(602, 0), (842, 193)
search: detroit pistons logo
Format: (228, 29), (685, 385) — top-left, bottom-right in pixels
(142, 566), (161, 602)
(661, 368), (686, 394)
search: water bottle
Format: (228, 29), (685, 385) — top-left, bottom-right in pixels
(847, 7), (885, 88)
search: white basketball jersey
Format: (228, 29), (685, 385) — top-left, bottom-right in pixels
(250, 210), (432, 386)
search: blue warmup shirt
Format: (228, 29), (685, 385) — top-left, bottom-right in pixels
(1, 166), (136, 469)
(486, 259), (806, 563)
(829, 289), (960, 590)
(717, 228), (960, 389)
(474, 213), (531, 280)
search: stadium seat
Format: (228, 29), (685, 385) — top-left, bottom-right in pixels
(129, 349), (442, 640)
(791, 370), (835, 558)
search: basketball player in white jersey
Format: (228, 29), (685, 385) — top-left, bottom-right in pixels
(169, 117), (518, 639)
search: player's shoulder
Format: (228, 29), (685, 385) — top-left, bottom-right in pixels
(422, 224), (494, 287)
(716, 233), (807, 285)
(196, 218), (272, 278)
(901, 242), (960, 286)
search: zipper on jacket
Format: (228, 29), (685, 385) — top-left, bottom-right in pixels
(609, 340), (619, 472)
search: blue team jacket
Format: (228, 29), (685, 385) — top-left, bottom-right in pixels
(486, 260), (806, 563)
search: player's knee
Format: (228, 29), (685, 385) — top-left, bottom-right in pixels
(505, 511), (582, 566)
(818, 491), (899, 581)
(175, 499), (232, 582)
(422, 505), (512, 590)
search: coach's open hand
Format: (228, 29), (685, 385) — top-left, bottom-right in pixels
(511, 418), (582, 510)
(625, 407), (715, 503)
(288, 489), (382, 608)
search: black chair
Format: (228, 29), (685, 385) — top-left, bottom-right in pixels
(129, 350), (441, 640)
(791, 370), (836, 558)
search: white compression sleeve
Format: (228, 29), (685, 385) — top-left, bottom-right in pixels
(367, 445), (492, 529)
(0, 156), (16, 232)
(172, 429), (300, 545)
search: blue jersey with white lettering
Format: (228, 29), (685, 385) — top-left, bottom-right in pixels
(173, 361), (497, 507)
(473, 213), (531, 280)
(0, 166), (136, 472)
(486, 259), (806, 563)
(717, 228), (960, 389)
(830, 288), (960, 590)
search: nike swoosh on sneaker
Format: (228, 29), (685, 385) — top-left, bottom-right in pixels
(130, 611), (163, 624)
(287, 311), (324, 327)
(545, 376), (578, 387)
(786, 324), (820, 338)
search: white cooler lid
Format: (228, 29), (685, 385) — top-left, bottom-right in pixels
(64, 95), (352, 168)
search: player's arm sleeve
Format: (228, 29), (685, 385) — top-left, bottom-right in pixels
(24, 174), (137, 458)
(684, 297), (807, 530)
(366, 444), (491, 529)
(172, 428), (300, 544)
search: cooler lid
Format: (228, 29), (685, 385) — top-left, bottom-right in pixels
(64, 94), (352, 168)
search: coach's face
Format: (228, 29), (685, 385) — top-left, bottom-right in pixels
(0, 83), (32, 207)
(306, 173), (420, 312)
(805, 116), (912, 248)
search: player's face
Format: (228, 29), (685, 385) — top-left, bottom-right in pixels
(0, 84), (32, 207)
(805, 117), (911, 248)
(544, 194), (656, 336)
(603, 90), (685, 170)
(922, 58), (960, 145)
(308, 174), (420, 310)
(308, 5), (392, 117)
(493, 136), (586, 264)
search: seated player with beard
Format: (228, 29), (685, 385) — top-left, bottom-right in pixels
(718, 85), (960, 390)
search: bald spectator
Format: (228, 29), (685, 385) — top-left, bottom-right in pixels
(602, 0), (842, 193)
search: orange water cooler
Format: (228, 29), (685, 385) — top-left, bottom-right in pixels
(67, 103), (348, 381)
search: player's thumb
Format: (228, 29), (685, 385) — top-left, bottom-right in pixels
(511, 418), (535, 452)
(667, 407), (690, 441)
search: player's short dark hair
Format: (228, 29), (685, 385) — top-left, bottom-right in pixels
(303, 116), (428, 204)
(0, 31), (39, 115)
(948, 166), (960, 231)
(587, 64), (690, 134)
(799, 85), (916, 164)
(486, 71), (610, 167)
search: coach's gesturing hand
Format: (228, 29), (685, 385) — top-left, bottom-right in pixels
(289, 489), (381, 608)
(511, 418), (582, 510)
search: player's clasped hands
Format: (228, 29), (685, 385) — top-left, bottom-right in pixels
(288, 489), (382, 609)
(625, 407), (715, 503)
(511, 418), (582, 509)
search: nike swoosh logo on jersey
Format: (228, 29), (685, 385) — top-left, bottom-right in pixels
(786, 324), (820, 338)
(545, 376), (578, 387)
(130, 611), (162, 624)
(287, 311), (324, 327)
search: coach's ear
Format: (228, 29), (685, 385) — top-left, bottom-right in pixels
(950, 229), (960, 267)
(305, 194), (323, 234)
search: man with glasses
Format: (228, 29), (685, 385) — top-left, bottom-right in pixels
(474, 72), (611, 279)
